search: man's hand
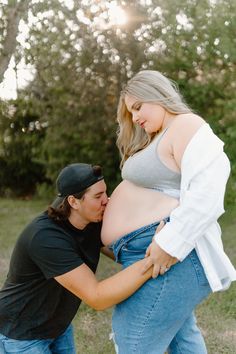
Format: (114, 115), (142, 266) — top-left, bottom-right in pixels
(142, 221), (178, 278)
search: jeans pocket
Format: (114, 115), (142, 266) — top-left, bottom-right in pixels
(189, 251), (209, 287)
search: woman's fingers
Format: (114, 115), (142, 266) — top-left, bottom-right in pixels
(145, 244), (151, 257)
(158, 265), (169, 276)
(141, 257), (153, 274)
(155, 220), (165, 233)
(142, 221), (178, 276)
(145, 220), (165, 258)
(152, 264), (161, 278)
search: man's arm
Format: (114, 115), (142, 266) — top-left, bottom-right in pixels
(55, 221), (166, 309)
(55, 258), (152, 311)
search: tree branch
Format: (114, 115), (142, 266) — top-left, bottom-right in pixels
(0, 0), (30, 84)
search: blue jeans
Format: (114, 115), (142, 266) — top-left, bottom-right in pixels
(110, 220), (211, 354)
(0, 324), (76, 354)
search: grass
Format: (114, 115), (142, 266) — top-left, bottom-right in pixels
(0, 198), (235, 353)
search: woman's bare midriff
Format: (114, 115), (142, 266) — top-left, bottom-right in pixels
(101, 180), (179, 245)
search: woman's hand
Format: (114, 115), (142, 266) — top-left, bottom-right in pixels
(142, 221), (178, 278)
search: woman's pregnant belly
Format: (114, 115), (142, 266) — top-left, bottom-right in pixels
(101, 180), (179, 245)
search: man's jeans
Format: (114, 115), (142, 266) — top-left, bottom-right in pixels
(0, 324), (76, 354)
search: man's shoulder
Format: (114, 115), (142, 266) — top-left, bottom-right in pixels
(27, 211), (54, 229)
(22, 212), (69, 245)
(35, 212), (74, 232)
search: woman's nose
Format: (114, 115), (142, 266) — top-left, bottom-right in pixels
(132, 111), (139, 123)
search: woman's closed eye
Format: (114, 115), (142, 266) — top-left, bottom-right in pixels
(133, 103), (142, 111)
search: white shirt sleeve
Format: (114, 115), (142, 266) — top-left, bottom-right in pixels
(154, 152), (230, 261)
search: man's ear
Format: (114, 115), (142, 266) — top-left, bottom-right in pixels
(67, 195), (81, 210)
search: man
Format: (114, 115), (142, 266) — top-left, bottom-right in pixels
(0, 163), (154, 354)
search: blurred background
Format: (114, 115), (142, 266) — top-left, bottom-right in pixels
(0, 0), (235, 201)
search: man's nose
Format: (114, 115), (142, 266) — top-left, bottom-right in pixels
(102, 194), (108, 205)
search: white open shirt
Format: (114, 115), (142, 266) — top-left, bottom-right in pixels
(154, 124), (236, 292)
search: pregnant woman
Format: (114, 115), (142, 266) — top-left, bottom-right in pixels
(101, 70), (236, 354)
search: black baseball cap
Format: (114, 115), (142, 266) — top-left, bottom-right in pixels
(51, 163), (104, 208)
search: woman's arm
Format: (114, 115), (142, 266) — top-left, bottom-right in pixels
(154, 153), (230, 255)
(55, 258), (152, 311)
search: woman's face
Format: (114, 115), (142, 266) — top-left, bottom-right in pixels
(124, 95), (166, 134)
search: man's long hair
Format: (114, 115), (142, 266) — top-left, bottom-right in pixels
(47, 190), (87, 222)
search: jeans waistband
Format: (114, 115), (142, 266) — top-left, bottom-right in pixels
(110, 217), (170, 262)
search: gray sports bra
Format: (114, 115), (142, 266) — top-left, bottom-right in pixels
(121, 129), (181, 198)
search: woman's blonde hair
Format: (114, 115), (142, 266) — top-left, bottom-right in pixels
(117, 70), (192, 166)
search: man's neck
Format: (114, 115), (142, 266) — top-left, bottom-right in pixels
(68, 213), (88, 230)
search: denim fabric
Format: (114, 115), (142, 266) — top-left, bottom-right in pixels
(110, 220), (211, 354)
(0, 324), (76, 354)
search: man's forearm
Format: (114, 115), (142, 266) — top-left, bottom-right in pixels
(55, 259), (153, 311)
(93, 259), (152, 310)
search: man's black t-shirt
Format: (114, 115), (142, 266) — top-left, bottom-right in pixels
(0, 212), (103, 339)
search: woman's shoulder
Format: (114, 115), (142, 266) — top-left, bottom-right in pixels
(168, 113), (207, 167)
(173, 113), (205, 129)
(170, 113), (206, 141)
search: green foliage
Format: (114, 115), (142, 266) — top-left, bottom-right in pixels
(0, 98), (47, 196)
(0, 0), (235, 199)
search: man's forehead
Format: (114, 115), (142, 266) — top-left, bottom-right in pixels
(86, 179), (106, 195)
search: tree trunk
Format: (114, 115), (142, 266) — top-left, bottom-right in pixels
(0, 0), (30, 84)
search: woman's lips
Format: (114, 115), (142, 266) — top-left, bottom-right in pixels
(139, 121), (146, 128)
